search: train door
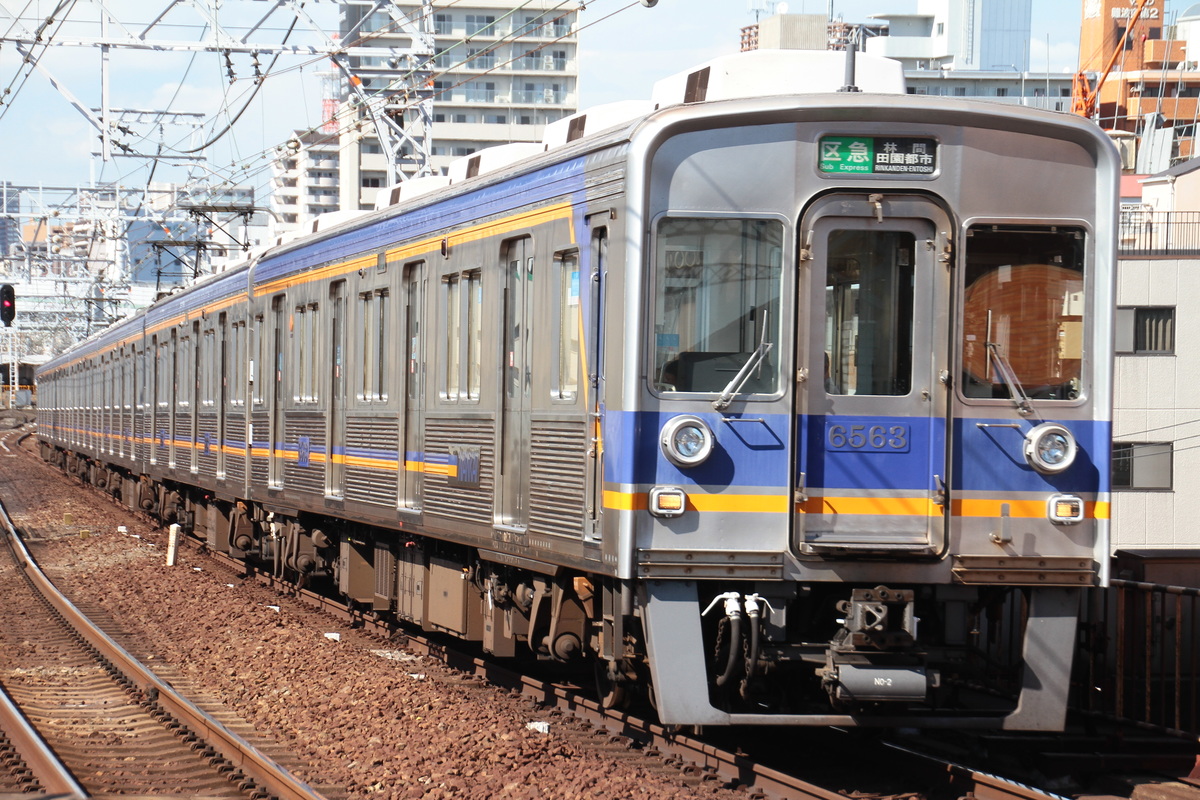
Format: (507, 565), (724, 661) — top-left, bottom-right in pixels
(269, 295), (285, 489)
(795, 194), (951, 555)
(499, 238), (533, 528)
(399, 261), (424, 510)
(585, 226), (607, 541)
(328, 280), (346, 497)
(189, 321), (200, 474)
(217, 314), (228, 479)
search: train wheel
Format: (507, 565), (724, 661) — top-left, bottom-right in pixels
(594, 660), (629, 710)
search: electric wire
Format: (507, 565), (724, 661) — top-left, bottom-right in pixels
(0, 0), (80, 124)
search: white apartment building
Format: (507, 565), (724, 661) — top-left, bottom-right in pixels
(337, 0), (579, 212)
(268, 130), (343, 232)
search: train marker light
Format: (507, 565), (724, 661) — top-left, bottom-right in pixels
(1048, 494), (1085, 524)
(0, 284), (13, 327)
(660, 415), (714, 468)
(1023, 422), (1077, 474)
(649, 486), (687, 518)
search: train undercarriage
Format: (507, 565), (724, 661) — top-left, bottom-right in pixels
(49, 446), (1057, 726)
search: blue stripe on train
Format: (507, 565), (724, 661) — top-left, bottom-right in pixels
(602, 410), (1109, 495)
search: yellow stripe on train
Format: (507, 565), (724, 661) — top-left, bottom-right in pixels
(603, 490), (1109, 520)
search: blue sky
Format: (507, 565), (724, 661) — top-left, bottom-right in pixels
(580, 0), (1085, 106)
(0, 0), (1086, 191)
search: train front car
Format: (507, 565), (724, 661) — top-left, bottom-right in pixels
(622, 53), (1118, 728)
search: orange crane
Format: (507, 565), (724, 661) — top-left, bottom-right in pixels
(1072, 0), (1151, 119)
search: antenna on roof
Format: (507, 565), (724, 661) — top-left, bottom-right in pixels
(838, 25), (862, 93)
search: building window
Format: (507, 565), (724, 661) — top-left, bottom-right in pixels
(1113, 442), (1172, 490)
(467, 47), (495, 70)
(937, 22), (944, 35)
(996, 87), (1008, 97)
(434, 13), (452, 35)
(465, 80), (495, 103)
(362, 177), (383, 188)
(465, 14), (495, 35)
(1115, 306), (1174, 354)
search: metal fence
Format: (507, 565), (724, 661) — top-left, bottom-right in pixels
(1074, 580), (1200, 736)
(1119, 210), (1200, 256)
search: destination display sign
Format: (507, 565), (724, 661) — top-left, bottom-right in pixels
(818, 136), (939, 176)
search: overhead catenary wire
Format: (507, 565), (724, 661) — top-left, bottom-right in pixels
(118, 0), (623, 215)
(1, 0), (642, 276)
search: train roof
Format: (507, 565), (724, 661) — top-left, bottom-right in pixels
(37, 49), (1113, 378)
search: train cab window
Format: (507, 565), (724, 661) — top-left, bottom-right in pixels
(651, 218), (783, 395)
(824, 230), (915, 396)
(961, 225), (1085, 402)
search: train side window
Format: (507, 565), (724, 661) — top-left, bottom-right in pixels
(405, 261), (424, 405)
(651, 217), (783, 395)
(359, 289), (389, 403)
(443, 275), (461, 400)
(177, 332), (190, 409)
(553, 249), (581, 401)
(156, 339), (169, 409)
(251, 314), (265, 406)
(230, 320), (246, 407)
(466, 270), (482, 401)
(824, 229), (915, 396)
(202, 329), (216, 407)
(293, 303), (320, 404)
(961, 225), (1086, 402)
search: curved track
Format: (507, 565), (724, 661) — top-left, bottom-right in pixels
(0, 485), (329, 800)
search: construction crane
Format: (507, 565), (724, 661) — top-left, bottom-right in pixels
(1072, 0), (1151, 119)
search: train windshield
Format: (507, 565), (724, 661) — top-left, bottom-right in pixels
(651, 218), (784, 395)
(960, 225), (1086, 402)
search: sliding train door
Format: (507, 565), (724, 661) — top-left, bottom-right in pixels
(327, 281), (346, 497)
(796, 194), (951, 556)
(498, 238), (533, 529)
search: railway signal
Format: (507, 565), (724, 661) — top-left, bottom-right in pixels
(0, 284), (14, 327)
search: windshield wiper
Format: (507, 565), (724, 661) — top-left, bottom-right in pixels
(713, 309), (772, 411)
(986, 341), (1032, 416)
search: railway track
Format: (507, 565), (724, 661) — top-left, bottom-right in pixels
(0, 489), (330, 800)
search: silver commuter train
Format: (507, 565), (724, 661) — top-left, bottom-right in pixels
(37, 50), (1118, 730)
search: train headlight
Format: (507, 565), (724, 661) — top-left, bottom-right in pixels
(1023, 423), (1077, 474)
(660, 415), (714, 468)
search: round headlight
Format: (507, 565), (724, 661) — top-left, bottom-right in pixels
(660, 415), (714, 468)
(1023, 423), (1077, 474)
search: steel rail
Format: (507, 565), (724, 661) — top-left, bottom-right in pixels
(0, 680), (88, 798)
(0, 499), (330, 800)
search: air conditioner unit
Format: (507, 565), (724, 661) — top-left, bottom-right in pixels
(543, 55), (554, 70)
(496, 95), (511, 103)
(543, 88), (556, 103)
